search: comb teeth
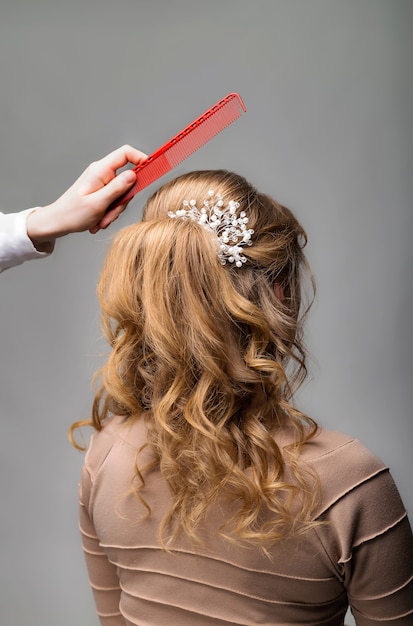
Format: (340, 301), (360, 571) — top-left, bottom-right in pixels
(133, 97), (244, 193)
(109, 93), (246, 209)
(164, 98), (244, 167)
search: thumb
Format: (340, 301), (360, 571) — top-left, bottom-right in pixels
(88, 169), (138, 233)
(96, 169), (137, 204)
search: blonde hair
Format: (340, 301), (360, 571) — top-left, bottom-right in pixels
(71, 170), (319, 549)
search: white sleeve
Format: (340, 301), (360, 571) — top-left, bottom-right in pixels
(0, 208), (53, 273)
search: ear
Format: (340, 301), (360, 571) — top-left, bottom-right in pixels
(274, 282), (284, 302)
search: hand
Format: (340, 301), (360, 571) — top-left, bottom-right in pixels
(27, 145), (147, 251)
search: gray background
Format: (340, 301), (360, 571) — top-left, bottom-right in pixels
(0, 1), (412, 625)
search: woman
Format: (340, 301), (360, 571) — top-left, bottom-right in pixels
(73, 170), (413, 625)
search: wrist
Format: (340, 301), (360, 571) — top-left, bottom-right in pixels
(26, 206), (57, 253)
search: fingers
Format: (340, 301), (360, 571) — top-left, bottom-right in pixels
(94, 168), (136, 204)
(84, 145), (147, 234)
(88, 169), (138, 233)
(89, 200), (131, 233)
(80, 144), (147, 192)
(92, 145), (147, 179)
(91, 202), (129, 233)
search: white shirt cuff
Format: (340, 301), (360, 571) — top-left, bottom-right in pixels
(0, 208), (54, 273)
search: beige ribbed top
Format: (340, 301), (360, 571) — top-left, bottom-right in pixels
(79, 415), (413, 625)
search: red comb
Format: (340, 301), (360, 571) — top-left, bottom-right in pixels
(110, 92), (246, 210)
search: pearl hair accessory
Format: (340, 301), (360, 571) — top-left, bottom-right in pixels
(168, 190), (254, 267)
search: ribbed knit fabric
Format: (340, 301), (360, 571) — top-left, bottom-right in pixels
(79, 415), (413, 625)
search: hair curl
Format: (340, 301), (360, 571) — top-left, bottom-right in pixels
(70, 170), (319, 550)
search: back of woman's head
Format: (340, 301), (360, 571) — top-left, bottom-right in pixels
(142, 170), (312, 384)
(91, 169), (318, 549)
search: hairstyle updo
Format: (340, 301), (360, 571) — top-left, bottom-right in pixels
(71, 170), (319, 550)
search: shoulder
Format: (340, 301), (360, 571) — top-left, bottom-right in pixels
(302, 426), (385, 469)
(305, 429), (412, 592)
(84, 415), (143, 480)
(84, 415), (133, 480)
(80, 415), (151, 512)
(301, 427), (389, 516)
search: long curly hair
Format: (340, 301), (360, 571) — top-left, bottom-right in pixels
(71, 170), (319, 550)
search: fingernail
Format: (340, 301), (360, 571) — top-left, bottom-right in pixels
(123, 170), (136, 184)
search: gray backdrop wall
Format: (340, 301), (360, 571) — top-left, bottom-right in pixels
(0, 1), (411, 625)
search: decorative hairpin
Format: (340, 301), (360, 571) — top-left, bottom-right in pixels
(168, 190), (254, 267)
